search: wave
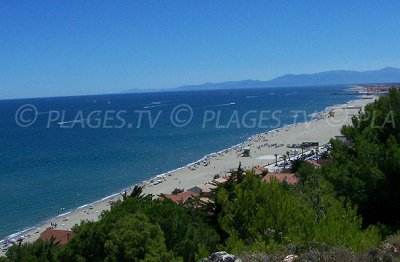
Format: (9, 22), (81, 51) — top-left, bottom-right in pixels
(56, 211), (72, 218)
(143, 105), (164, 109)
(143, 101), (172, 109)
(58, 116), (102, 125)
(58, 120), (82, 125)
(207, 102), (236, 108)
(35, 111), (51, 115)
(284, 92), (298, 96)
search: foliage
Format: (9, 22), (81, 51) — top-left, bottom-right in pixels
(3, 238), (61, 262)
(324, 88), (400, 228)
(290, 158), (306, 173)
(61, 195), (218, 262)
(215, 173), (379, 253)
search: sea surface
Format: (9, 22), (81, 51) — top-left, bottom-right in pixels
(0, 86), (358, 239)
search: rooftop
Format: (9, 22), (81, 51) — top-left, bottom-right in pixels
(263, 172), (299, 185)
(39, 229), (74, 245)
(162, 191), (199, 204)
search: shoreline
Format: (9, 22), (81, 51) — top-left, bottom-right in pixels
(1, 95), (377, 252)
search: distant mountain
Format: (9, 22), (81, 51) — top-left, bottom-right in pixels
(266, 67), (400, 87)
(176, 79), (266, 91)
(124, 67), (400, 93)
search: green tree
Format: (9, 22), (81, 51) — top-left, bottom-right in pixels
(4, 238), (61, 262)
(103, 213), (178, 262)
(325, 88), (400, 229)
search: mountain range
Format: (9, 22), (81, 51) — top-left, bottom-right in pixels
(125, 67), (400, 93)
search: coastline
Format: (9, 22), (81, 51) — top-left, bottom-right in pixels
(0, 95), (377, 252)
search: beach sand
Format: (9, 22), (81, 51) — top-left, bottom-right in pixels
(1, 96), (377, 254)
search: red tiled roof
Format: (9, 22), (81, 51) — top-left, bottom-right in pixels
(263, 173), (299, 185)
(39, 229), (74, 245)
(254, 166), (268, 175)
(162, 191), (199, 204)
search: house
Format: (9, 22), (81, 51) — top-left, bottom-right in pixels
(263, 172), (299, 185)
(187, 186), (202, 195)
(162, 191), (199, 204)
(254, 166), (268, 176)
(39, 229), (74, 245)
(188, 183), (216, 198)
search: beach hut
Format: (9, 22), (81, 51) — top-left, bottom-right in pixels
(242, 146), (251, 157)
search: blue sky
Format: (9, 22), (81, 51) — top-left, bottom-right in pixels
(1, 1), (400, 99)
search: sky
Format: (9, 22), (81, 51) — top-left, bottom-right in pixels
(1, 1), (400, 99)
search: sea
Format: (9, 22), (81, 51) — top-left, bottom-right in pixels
(0, 86), (358, 239)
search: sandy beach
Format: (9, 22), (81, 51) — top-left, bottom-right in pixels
(1, 95), (377, 253)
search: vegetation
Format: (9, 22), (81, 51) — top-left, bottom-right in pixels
(2, 88), (400, 261)
(324, 88), (400, 230)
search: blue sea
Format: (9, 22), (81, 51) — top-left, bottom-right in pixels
(0, 86), (358, 239)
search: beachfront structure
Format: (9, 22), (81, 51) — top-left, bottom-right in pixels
(188, 186), (203, 195)
(188, 184), (216, 198)
(254, 166), (268, 176)
(211, 177), (228, 186)
(39, 229), (74, 245)
(162, 191), (199, 204)
(263, 172), (299, 185)
(242, 146), (251, 157)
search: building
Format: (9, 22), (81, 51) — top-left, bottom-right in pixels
(39, 229), (74, 245)
(242, 147), (251, 157)
(187, 186), (202, 195)
(162, 191), (199, 204)
(211, 177), (228, 186)
(263, 172), (299, 185)
(188, 183), (216, 198)
(254, 166), (268, 176)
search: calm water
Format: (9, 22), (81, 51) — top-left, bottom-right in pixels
(0, 86), (357, 239)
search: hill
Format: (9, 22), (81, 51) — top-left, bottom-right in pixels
(124, 67), (400, 93)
